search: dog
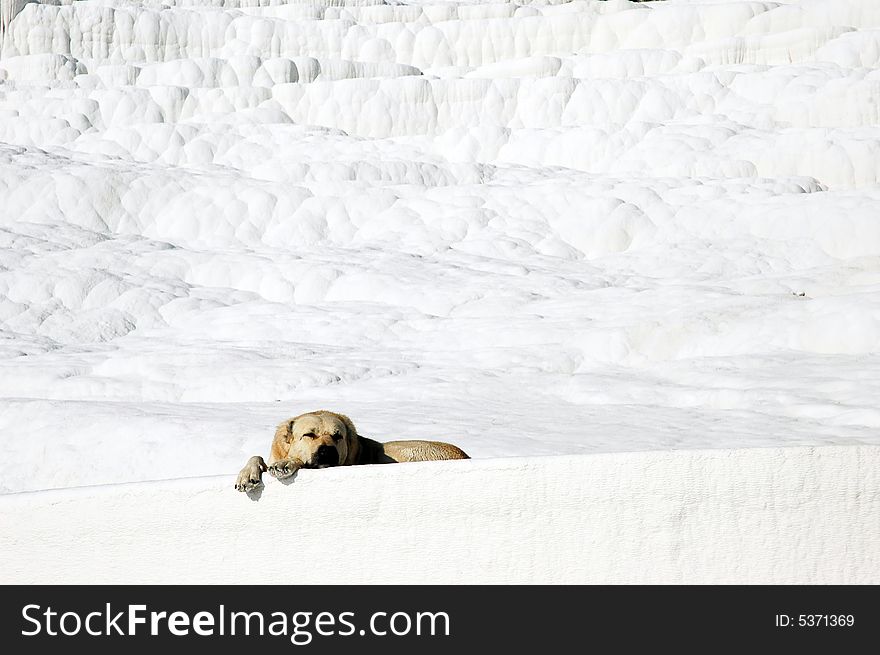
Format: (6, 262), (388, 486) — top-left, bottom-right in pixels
(235, 410), (469, 492)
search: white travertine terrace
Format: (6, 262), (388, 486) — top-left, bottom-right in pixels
(1, 0), (879, 580)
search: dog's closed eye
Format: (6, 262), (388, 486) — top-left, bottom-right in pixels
(332, 432), (343, 442)
(303, 432), (317, 439)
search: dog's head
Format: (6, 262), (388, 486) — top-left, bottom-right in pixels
(270, 410), (359, 469)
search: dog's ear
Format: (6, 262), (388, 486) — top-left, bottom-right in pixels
(335, 413), (360, 464)
(274, 418), (296, 444)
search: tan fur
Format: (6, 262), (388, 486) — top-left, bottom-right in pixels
(235, 410), (468, 492)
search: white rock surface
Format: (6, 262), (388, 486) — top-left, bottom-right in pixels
(1, 0), (880, 496)
(2, 446), (879, 583)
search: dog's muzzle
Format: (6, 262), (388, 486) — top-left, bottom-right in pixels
(315, 445), (339, 467)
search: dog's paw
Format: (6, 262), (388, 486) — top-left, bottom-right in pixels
(235, 460), (265, 493)
(268, 460), (300, 480)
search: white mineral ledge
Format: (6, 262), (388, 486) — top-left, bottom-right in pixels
(2, 446), (879, 584)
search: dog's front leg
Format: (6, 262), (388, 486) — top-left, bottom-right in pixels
(267, 458), (303, 480)
(235, 455), (268, 492)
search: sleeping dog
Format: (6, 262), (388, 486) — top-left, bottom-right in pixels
(235, 410), (469, 492)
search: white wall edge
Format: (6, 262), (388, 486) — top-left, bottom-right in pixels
(2, 445), (879, 584)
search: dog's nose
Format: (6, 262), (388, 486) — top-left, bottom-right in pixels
(315, 445), (339, 466)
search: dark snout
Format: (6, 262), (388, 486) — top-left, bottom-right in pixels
(315, 444), (339, 468)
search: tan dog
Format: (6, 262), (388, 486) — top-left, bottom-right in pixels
(235, 410), (469, 492)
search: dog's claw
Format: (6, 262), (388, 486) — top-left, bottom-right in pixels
(234, 477), (263, 492)
(268, 461), (299, 479)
